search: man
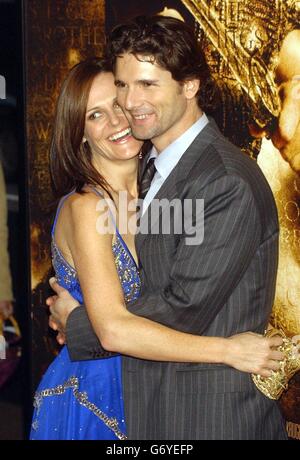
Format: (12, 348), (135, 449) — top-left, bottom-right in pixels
(48, 16), (287, 439)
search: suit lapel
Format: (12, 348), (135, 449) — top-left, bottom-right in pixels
(136, 121), (219, 252)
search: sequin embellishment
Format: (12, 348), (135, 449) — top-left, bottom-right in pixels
(112, 237), (140, 303)
(31, 216), (141, 439)
(32, 377), (127, 440)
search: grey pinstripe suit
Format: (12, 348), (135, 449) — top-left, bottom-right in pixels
(66, 121), (287, 440)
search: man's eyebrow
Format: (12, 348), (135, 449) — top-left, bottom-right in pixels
(115, 79), (159, 85)
(138, 79), (159, 84)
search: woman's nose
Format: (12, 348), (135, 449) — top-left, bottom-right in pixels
(109, 112), (121, 126)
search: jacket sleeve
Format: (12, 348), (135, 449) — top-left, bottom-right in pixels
(66, 306), (117, 361)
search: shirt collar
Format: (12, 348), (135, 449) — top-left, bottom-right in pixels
(148, 113), (209, 180)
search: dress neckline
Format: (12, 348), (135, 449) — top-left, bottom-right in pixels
(52, 230), (139, 275)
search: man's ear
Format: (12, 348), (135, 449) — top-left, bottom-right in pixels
(184, 79), (200, 99)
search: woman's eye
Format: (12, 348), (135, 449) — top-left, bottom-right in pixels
(89, 111), (102, 120)
(114, 103), (122, 111)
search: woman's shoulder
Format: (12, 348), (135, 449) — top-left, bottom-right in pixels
(62, 187), (113, 227)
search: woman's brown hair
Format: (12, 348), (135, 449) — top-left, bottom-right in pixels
(50, 57), (114, 199)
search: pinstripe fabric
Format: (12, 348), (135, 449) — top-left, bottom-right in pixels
(66, 121), (287, 439)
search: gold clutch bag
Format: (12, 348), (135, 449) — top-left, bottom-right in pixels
(252, 327), (300, 400)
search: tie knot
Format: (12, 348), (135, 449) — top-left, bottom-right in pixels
(139, 158), (156, 199)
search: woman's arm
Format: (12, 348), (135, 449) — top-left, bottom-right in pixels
(59, 192), (283, 376)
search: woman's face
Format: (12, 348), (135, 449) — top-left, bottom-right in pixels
(84, 72), (143, 162)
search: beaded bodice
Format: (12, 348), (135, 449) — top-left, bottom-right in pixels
(51, 234), (141, 305)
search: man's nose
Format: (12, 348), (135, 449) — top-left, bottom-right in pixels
(124, 87), (141, 111)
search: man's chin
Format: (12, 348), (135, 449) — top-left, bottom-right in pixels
(131, 126), (158, 141)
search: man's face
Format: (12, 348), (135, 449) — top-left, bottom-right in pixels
(115, 53), (193, 152)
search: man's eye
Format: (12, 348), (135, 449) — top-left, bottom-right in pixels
(115, 81), (126, 88)
(142, 82), (152, 87)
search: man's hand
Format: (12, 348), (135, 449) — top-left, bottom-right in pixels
(47, 278), (80, 345)
(0, 300), (14, 319)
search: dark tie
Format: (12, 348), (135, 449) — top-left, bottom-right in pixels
(139, 158), (156, 199)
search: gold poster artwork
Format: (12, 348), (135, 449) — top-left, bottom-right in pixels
(181, 0), (300, 438)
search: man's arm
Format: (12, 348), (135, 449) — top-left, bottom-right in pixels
(65, 174), (263, 360)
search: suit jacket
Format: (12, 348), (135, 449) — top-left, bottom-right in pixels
(0, 162), (13, 301)
(66, 121), (287, 439)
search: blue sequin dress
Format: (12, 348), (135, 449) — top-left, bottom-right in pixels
(30, 189), (141, 440)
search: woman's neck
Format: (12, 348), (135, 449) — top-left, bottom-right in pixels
(93, 156), (139, 198)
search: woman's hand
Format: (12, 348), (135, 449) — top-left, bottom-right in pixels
(225, 332), (284, 377)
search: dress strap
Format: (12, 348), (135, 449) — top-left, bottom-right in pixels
(51, 190), (76, 237)
(86, 185), (104, 199)
(86, 186), (119, 235)
(86, 186), (137, 267)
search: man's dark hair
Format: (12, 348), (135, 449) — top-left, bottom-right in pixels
(106, 15), (216, 111)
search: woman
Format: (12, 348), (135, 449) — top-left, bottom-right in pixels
(30, 58), (284, 440)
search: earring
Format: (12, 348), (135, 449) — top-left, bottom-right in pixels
(139, 151), (143, 159)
